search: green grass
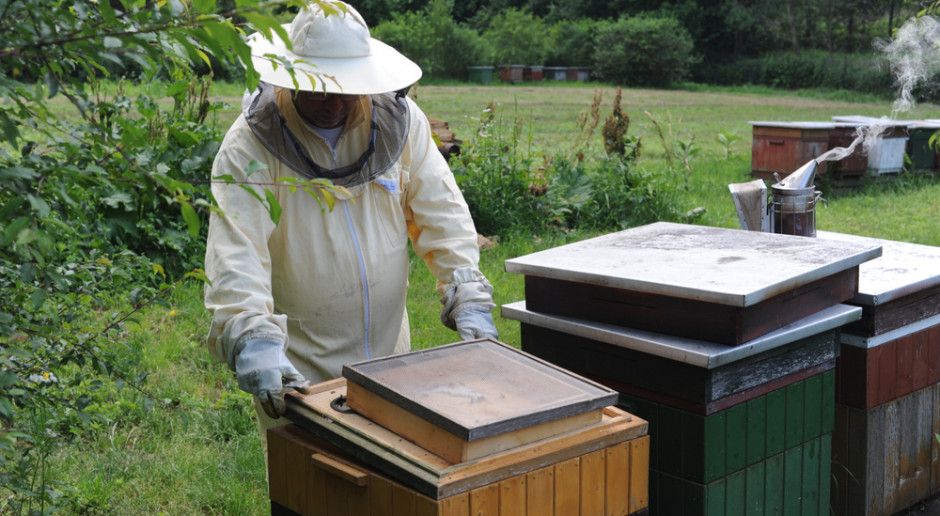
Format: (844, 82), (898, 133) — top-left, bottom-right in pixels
(37, 82), (940, 513)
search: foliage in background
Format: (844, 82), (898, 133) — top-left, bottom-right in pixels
(0, 0), (332, 512)
(545, 19), (600, 67)
(592, 14), (698, 88)
(371, 0), (489, 77)
(482, 8), (550, 66)
(450, 96), (689, 237)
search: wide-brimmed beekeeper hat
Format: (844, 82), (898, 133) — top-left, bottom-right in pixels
(246, 1), (422, 95)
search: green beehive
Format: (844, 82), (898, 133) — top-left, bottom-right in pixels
(907, 121), (940, 172)
(466, 66), (494, 84)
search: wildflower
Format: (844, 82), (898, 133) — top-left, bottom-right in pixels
(28, 371), (58, 383)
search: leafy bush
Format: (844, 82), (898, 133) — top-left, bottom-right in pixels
(451, 101), (686, 237)
(372, 0), (489, 78)
(546, 19), (601, 67)
(482, 8), (549, 66)
(0, 0), (301, 510)
(592, 14), (698, 88)
(691, 51), (898, 99)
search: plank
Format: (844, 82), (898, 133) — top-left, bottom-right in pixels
(606, 441), (631, 516)
(912, 331), (930, 391)
(784, 382), (805, 450)
(877, 340), (898, 407)
(629, 436), (650, 512)
(580, 450), (606, 516)
(526, 466), (554, 515)
(268, 426), (290, 507)
(801, 439), (820, 516)
(440, 493), (469, 516)
(498, 475), (526, 515)
(883, 402), (901, 514)
(745, 462), (765, 516)
(469, 484), (499, 516)
(553, 457), (580, 516)
(783, 446), (802, 516)
(915, 387), (932, 502)
(929, 325), (940, 384)
(369, 475), (393, 516)
(932, 384), (940, 494)
(391, 482), (417, 516)
(763, 453), (784, 515)
(897, 334), (915, 398)
(897, 394), (917, 507)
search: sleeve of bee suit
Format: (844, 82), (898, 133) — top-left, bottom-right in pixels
(398, 98), (496, 328)
(203, 116), (289, 370)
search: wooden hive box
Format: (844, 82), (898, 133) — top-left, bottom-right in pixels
(814, 232), (940, 515)
(504, 222), (881, 346)
(341, 339), (618, 464)
(269, 378), (650, 516)
(748, 121), (833, 181)
(500, 300), (858, 515)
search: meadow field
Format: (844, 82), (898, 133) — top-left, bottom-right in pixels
(39, 83), (940, 514)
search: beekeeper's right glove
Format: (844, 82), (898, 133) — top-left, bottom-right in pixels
(234, 337), (311, 419)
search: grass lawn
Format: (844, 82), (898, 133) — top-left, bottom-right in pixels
(41, 82), (940, 514)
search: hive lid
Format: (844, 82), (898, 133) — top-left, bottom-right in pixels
(818, 231), (940, 306)
(342, 338), (619, 442)
(504, 222), (882, 307)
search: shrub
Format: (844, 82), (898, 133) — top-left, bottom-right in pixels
(546, 19), (601, 67)
(592, 14), (698, 88)
(482, 8), (549, 66)
(451, 101), (685, 236)
(372, 0), (489, 79)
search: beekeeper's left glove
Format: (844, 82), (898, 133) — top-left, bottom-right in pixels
(234, 337), (311, 419)
(454, 307), (499, 340)
(440, 267), (498, 341)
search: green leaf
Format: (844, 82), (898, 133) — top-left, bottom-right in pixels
(30, 289), (46, 309)
(0, 398), (14, 422)
(0, 372), (19, 388)
(193, 0), (215, 12)
(2, 216), (31, 246)
(43, 72), (59, 99)
(184, 269), (211, 284)
(26, 194), (50, 218)
(181, 202), (200, 238)
(265, 189), (282, 225)
(246, 159), (268, 175)
(0, 112), (19, 147)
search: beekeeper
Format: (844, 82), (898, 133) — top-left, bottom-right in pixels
(203, 1), (498, 436)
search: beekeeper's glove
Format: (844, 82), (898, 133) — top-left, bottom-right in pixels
(440, 267), (498, 341)
(454, 308), (499, 340)
(234, 338), (311, 419)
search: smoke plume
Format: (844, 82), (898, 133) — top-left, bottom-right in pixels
(875, 15), (940, 116)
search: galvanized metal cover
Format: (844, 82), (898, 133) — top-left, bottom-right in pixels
(818, 231), (940, 306)
(501, 300), (861, 368)
(342, 339), (619, 441)
(504, 222), (882, 307)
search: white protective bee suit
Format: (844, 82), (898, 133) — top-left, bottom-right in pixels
(203, 2), (497, 436)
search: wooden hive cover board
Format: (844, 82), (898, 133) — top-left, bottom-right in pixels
(342, 339), (618, 443)
(505, 222), (881, 345)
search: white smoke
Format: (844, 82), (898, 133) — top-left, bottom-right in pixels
(815, 18), (940, 168)
(875, 15), (940, 116)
